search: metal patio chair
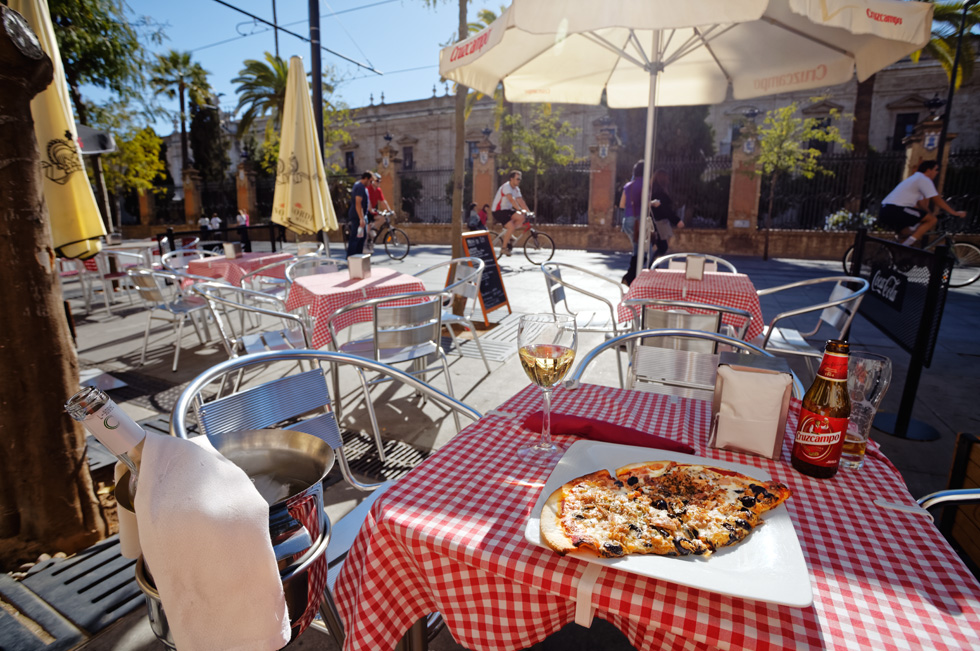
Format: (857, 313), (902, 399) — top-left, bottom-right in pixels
(757, 276), (869, 377)
(413, 256), (492, 374)
(541, 261), (626, 387)
(170, 349), (482, 648)
(651, 253), (738, 273)
(567, 328), (803, 401)
(623, 298), (753, 348)
(161, 247), (221, 272)
(126, 268), (212, 372)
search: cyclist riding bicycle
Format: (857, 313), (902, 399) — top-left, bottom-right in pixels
(491, 170), (531, 257)
(879, 159), (966, 246)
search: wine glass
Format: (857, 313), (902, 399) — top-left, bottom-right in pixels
(843, 351), (892, 470)
(517, 313), (578, 466)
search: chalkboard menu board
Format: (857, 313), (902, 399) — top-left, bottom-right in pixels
(462, 230), (511, 325)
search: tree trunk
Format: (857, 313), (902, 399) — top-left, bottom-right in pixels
(763, 173), (777, 261)
(179, 82), (189, 172)
(0, 10), (105, 555)
(450, 0), (467, 261)
(846, 74), (875, 213)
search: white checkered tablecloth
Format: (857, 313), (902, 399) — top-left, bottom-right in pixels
(334, 383), (980, 651)
(185, 251), (293, 286)
(284, 268), (425, 348)
(617, 270), (765, 341)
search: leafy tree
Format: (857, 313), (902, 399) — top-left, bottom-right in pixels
(498, 104), (581, 213)
(915, 1), (980, 90)
(755, 101), (851, 260)
(149, 50), (211, 172)
(189, 100), (230, 183)
(233, 52), (290, 140)
(48, 0), (164, 125)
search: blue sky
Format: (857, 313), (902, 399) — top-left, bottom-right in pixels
(94, 0), (497, 134)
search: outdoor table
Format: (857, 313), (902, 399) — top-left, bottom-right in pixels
(103, 239), (159, 267)
(284, 268), (425, 348)
(185, 251), (293, 287)
(334, 382), (980, 651)
(617, 269), (764, 341)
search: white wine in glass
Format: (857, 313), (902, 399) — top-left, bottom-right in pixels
(517, 314), (577, 466)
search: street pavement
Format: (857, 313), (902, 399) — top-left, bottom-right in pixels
(57, 241), (978, 650)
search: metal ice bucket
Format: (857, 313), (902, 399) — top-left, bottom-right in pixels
(131, 428), (336, 646)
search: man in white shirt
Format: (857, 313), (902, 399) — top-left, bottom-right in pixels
(880, 160), (966, 246)
(491, 171), (530, 257)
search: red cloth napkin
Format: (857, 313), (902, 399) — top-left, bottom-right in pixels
(522, 412), (694, 454)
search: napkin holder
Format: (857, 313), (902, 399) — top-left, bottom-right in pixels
(348, 254), (371, 279)
(222, 242), (242, 259)
(685, 256), (706, 280)
(709, 352), (793, 460)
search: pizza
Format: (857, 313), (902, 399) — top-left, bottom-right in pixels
(540, 461), (791, 559)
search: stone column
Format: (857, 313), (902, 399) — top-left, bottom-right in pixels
(236, 161), (258, 217)
(376, 143), (402, 217)
(587, 118), (621, 249)
(473, 137), (497, 211)
(903, 116), (956, 192)
(726, 128), (762, 234)
(137, 190), (155, 226)
(182, 168), (203, 226)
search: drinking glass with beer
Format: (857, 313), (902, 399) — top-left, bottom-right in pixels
(842, 352), (892, 470)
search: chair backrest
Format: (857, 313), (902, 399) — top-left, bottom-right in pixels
(568, 328), (776, 400)
(624, 298), (753, 350)
(162, 248), (219, 271)
(413, 257), (485, 312)
(170, 349), (483, 490)
(325, 290), (449, 361)
(285, 256), (340, 284)
(192, 282), (309, 357)
(127, 268), (173, 305)
(653, 253), (736, 273)
(541, 262), (624, 333)
(819, 281), (861, 331)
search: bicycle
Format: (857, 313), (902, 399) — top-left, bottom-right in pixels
(842, 213), (980, 287)
(489, 211), (556, 264)
(343, 210), (411, 260)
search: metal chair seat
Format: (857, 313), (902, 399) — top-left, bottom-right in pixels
(127, 268), (211, 372)
(337, 338), (441, 364)
(759, 325), (823, 358)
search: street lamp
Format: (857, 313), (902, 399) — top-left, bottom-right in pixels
(935, 0), (978, 175)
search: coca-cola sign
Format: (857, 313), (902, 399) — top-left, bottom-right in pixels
(870, 265), (906, 310)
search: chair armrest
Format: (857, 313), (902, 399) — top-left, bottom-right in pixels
(541, 263), (624, 323)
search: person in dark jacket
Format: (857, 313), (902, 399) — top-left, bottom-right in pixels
(649, 169), (684, 259)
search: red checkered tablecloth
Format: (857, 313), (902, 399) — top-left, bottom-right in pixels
(284, 268), (425, 348)
(617, 270), (764, 341)
(185, 251), (293, 286)
(334, 383), (980, 651)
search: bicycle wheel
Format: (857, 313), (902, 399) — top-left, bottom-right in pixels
(384, 228), (410, 260)
(841, 245), (855, 274)
(523, 231), (555, 264)
(949, 242), (980, 287)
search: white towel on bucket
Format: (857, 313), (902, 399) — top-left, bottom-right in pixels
(134, 432), (289, 651)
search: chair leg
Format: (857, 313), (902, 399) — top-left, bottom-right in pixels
(172, 317), (185, 372)
(356, 368), (387, 463)
(459, 317), (492, 375)
(139, 311), (154, 366)
(437, 352), (462, 432)
(317, 592), (346, 648)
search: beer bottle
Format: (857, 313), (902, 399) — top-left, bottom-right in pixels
(791, 339), (851, 479)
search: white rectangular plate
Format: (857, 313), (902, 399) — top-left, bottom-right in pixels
(524, 440), (812, 608)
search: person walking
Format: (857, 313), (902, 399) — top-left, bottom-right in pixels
(617, 160), (653, 286)
(347, 171), (373, 257)
(478, 203), (490, 228)
(491, 171), (530, 257)
(879, 159), (965, 246)
(209, 213), (223, 240)
(236, 209), (249, 227)
(649, 169), (684, 259)
(198, 213), (210, 232)
(466, 202), (482, 230)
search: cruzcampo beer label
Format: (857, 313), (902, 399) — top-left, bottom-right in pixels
(815, 351), (849, 381)
(793, 408), (847, 467)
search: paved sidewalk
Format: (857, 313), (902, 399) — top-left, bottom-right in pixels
(45, 244), (979, 650)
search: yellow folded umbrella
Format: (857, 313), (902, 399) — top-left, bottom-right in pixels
(271, 56), (338, 236)
(10, 0), (106, 259)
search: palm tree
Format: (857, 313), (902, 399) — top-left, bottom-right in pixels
(916, 1), (979, 90)
(149, 50), (211, 172)
(232, 52), (290, 141)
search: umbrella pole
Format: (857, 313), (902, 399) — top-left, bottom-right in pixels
(636, 31), (661, 274)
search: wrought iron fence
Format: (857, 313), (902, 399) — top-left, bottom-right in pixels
(658, 156), (732, 229)
(945, 149), (980, 233)
(525, 162), (590, 225)
(154, 199), (185, 225)
(400, 168), (455, 223)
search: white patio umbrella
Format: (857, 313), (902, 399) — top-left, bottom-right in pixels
(440, 0), (933, 270)
(272, 56), (338, 238)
